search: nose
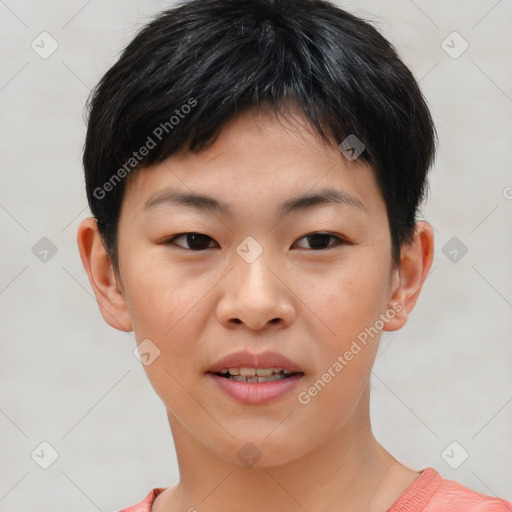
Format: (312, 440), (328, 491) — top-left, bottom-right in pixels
(216, 252), (296, 331)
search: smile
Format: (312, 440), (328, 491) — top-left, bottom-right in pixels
(208, 370), (304, 404)
(215, 367), (298, 383)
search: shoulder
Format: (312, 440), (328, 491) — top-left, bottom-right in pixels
(117, 488), (167, 512)
(425, 474), (512, 512)
(389, 468), (511, 512)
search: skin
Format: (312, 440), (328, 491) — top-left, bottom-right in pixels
(77, 105), (434, 512)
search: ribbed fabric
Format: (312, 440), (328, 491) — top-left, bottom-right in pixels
(388, 467), (442, 511)
(118, 467), (512, 512)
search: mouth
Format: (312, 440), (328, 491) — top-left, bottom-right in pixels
(207, 350), (304, 377)
(211, 367), (304, 383)
(206, 351), (305, 403)
(206, 368), (305, 405)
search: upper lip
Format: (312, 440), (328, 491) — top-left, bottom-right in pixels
(207, 350), (304, 374)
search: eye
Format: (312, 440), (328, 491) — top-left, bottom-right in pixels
(293, 232), (346, 250)
(164, 231), (347, 251)
(165, 232), (218, 251)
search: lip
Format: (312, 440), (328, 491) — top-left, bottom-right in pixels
(206, 350), (304, 405)
(207, 372), (304, 405)
(206, 350), (303, 373)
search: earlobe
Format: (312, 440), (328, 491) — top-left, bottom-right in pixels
(383, 221), (434, 332)
(76, 217), (133, 332)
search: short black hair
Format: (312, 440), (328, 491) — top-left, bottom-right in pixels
(83, 0), (437, 270)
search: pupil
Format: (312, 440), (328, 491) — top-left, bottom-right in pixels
(308, 234), (330, 249)
(187, 233), (211, 250)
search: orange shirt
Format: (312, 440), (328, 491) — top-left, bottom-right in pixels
(118, 467), (512, 512)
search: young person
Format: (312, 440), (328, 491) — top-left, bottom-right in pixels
(77, 0), (512, 510)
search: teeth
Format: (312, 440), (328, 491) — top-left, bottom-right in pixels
(230, 374), (287, 383)
(214, 366), (302, 383)
(221, 367), (294, 377)
(255, 368), (274, 376)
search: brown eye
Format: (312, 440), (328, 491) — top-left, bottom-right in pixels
(293, 232), (345, 250)
(166, 233), (218, 251)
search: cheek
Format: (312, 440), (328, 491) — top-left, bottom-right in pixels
(301, 255), (390, 337)
(123, 255), (189, 333)
(120, 270), (188, 397)
(296, 255), (389, 402)
(122, 258), (211, 373)
(125, 267), (201, 405)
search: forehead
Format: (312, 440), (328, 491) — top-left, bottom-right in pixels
(121, 107), (385, 220)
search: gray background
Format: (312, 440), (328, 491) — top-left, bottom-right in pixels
(1, 0), (511, 510)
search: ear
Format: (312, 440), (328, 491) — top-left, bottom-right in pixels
(76, 217), (133, 332)
(383, 221), (434, 332)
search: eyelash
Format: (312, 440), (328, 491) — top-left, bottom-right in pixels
(163, 232), (349, 251)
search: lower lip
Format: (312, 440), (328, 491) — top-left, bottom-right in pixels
(207, 373), (304, 405)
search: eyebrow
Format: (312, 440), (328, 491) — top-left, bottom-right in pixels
(143, 186), (367, 216)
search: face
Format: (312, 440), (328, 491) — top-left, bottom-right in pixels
(114, 107), (401, 466)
